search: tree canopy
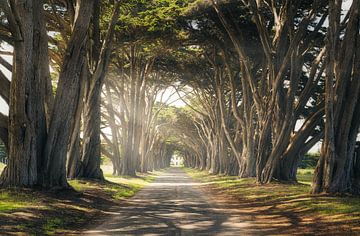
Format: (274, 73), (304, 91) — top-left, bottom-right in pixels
(0, 0), (359, 196)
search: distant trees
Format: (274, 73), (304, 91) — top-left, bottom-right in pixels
(96, 0), (190, 175)
(174, 0), (324, 182)
(209, 0), (327, 183)
(101, 45), (181, 176)
(177, 0), (360, 195)
(0, 0), (358, 196)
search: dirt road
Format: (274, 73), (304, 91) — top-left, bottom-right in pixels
(84, 167), (251, 235)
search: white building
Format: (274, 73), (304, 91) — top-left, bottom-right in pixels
(170, 155), (184, 167)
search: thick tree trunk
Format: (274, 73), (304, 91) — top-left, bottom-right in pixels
(209, 138), (220, 174)
(81, 51), (113, 180)
(312, 0), (360, 194)
(67, 128), (83, 179)
(42, 0), (93, 189)
(67, 65), (87, 179)
(238, 61), (257, 178)
(81, 80), (104, 180)
(80, 1), (120, 179)
(0, 0), (48, 187)
(274, 110), (324, 182)
(256, 120), (272, 183)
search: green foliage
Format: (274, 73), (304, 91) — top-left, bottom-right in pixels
(116, 0), (191, 43)
(156, 105), (178, 124)
(299, 153), (320, 169)
(155, 105), (200, 153)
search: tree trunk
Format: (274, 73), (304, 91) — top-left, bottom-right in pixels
(312, 0), (360, 194)
(104, 83), (122, 176)
(0, 0), (48, 187)
(121, 46), (137, 176)
(42, 0), (94, 189)
(80, 1), (120, 180)
(81, 80), (104, 180)
(66, 65), (87, 179)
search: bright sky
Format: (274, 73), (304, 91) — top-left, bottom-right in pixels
(343, 0), (352, 9)
(155, 86), (187, 107)
(0, 98), (8, 115)
(0, 44), (11, 116)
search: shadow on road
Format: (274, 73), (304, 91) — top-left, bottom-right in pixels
(84, 168), (248, 235)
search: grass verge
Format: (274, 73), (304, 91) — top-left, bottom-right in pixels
(184, 167), (360, 234)
(0, 168), (160, 235)
(70, 171), (158, 200)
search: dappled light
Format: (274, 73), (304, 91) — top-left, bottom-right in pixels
(0, 0), (359, 234)
(85, 168), (250, 235)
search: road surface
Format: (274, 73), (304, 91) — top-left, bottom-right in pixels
(84, 167), (251, 235)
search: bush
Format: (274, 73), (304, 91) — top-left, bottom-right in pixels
(299, 153), (319, 169)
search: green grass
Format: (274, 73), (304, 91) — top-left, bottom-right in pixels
(68, 179), (138, 200)
(184, 167), (360, 221)
(70, 171), (158, 200)
(0, 167), (161, 235)
(0, 191), (39, 213)
(69, 179), (98, 192)
(107, 172), (158, 200)
(104, 176), (151, 200)
(0, 189), (91, 235)
(297, 168), (314, 184)
(43, 218), (65, 235)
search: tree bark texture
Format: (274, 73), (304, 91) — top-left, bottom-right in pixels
(312, 0), (360, 194)
(42, 0), (94, 189)
(0, 0), (48, 187)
